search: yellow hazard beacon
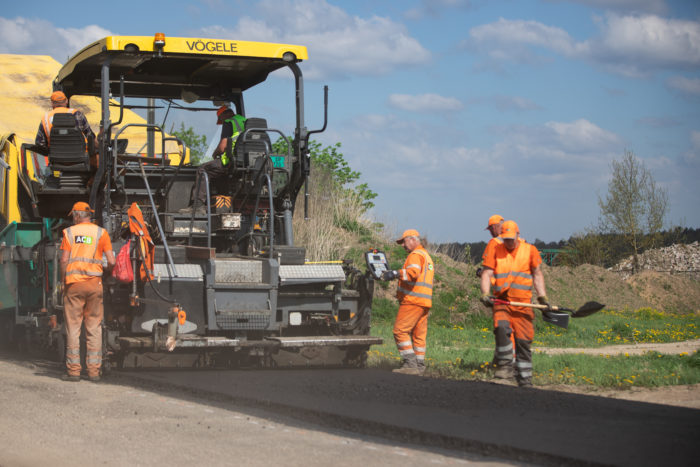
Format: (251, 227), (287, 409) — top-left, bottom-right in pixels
(0, 34), (382, 370)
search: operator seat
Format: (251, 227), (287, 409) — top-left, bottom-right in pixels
(231, 117), (271, 169)
(48, 113), (94, 188)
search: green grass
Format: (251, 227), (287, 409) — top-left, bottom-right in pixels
(533, 307), (699, 348)
(367, 305), (700, 388)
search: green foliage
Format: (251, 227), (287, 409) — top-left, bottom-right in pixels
(598, 149), (669, 271)
(273, 138), (377, 211)
(170, 122), (208, 165)
(559, 229), (609, 267)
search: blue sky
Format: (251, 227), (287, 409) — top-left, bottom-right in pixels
(1, 0), (699, 243)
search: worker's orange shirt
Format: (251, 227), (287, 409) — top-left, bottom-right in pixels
(482, 236), (503, 262)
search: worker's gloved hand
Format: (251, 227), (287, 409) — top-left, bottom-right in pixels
(381, 270), (398, 281)
(475, 267), (483, 278)
(537, 295), (552, 310)
(480, 294), (493, 308)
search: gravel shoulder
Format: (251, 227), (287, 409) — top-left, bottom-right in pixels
(534, 338), (700, 356)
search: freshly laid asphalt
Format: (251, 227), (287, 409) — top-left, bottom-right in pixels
(121, 368), (700, 466)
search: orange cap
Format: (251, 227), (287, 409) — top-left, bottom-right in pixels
(50, 91), (67, 104)
(396, 229), (420, 244)
(501, 220), (519, 239)
(216, 105), (232, 124)
(70, 201), (94, 214)
(485, 214), (504, 229)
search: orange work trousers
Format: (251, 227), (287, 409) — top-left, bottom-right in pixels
(63, 277), (104, 377)
(393, 303), (430, 362)
(492, 302), (534, 379)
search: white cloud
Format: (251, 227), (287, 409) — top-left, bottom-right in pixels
(405, 0), (472, 20)
(547, 0), (668, 15)
(684, 130), (700, 166)
(196, 0), (430, 80)
(467, 13), (700, 76)
(586, 14), (700, 74)
(666, 76), (700, 96)
(387, 93), (463, 112)
(0, 17), (111, 62)
(545, 119), (621, 152)
(469, 18), (581, 61)
(469, 95), (541, 111)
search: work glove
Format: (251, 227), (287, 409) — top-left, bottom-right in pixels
(381, 270), (399, 281)
(537, 295), (552, 310)
(475, 267), (483, 278)
(480, 294), (493, 308)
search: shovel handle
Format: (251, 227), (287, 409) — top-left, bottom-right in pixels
(491, 298), (563, 312)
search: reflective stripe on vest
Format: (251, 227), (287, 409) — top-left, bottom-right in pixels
(42, 107), (79, 145)
(397, 247), (434, 307)
(64, 224), (105, 284)
(492, 242), (534, 300)
(224, 115), (247, 165)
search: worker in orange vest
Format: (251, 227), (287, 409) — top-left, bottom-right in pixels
(479, 220), (549, 387)
(476, 214), (504, 278)
(381, 229), (435, 375)
(59, 202), (115, 382)
(35, 91), (95, 155)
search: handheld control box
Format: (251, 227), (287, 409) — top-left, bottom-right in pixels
(365, 250), (389, 280)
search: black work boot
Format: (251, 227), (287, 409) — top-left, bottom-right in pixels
(393, 354), (421, 375)
(494, 364), (515, 379)
(517, 377), (533, 387)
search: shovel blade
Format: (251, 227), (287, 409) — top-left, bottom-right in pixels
(572, 301), (605, 318)
(543, 311), (570, 329)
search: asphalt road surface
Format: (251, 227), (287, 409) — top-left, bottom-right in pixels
(1, 353), (698, 466)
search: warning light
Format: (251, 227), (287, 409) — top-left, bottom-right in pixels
(178, 308), (187, 326)
(154, 33), (166, 48)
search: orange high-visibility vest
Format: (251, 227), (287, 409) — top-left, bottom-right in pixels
(482, 237), (503, 286)
(397, 246), (434, 308)
(492, 242), (537, 301)
(41, 107), (82, 145)
(63, 223), (106, 284)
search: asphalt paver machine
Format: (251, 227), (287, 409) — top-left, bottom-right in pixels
(0, 34), (382, 369)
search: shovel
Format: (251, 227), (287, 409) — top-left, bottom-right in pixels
(490, 298), (605, 329)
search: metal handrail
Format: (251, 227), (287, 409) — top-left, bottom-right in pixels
(187, 170), (212, 249)
(138, 160), (177, 278)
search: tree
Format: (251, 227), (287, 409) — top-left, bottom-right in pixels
(272, 138), (377, 211)
(170, 123), (208, 165)
(598, 150), (669, 272)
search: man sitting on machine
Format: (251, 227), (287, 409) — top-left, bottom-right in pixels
(35, 91), (95, 155)
(179, 106), (246, 215)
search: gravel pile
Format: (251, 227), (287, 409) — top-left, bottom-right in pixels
(610, 242), (700, 280)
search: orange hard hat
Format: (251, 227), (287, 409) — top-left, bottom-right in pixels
(216, 105), (232, 124)
(50, 91), (67, 104)
(501, 220), (519, 239)
(70, 201), (94, 214)
(396, 229), (420, 244)
(485, 214), (504, 229)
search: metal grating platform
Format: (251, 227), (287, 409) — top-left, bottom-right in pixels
(215, 260), (263, 283)
(279, 264), (345, 284)
(216, 311), (271, 330)
(153, 263), (203, 279)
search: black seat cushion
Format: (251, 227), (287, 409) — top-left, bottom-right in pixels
(49, 113), (90, 172)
